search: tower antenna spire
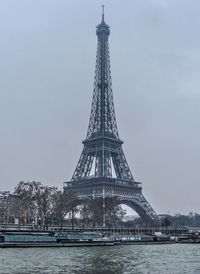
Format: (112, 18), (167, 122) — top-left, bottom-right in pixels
(101, 5), (105, 22)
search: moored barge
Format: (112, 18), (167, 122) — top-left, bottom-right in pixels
(0, 231), (175, 247)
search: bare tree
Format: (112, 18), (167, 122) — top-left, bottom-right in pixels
(79, 196), (126, 227)
(79, 202), (91, 228)
(34, 184), (57, 229)
(13, 181), (58, 229)
(52, 191), (77, 230)
(14, 181), (36, 227)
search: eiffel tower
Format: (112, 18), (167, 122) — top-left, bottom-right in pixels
(64, 8), (158, 224)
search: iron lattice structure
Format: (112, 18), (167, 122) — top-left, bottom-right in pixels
(64, 12), (158, 223)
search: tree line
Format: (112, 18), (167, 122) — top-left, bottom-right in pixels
(3, 181), (200, 229)
(166, 213), (200, 228)
(4, 181), (125, 229)
(123, 213), (200, 229)
(6, 181), (76, 229)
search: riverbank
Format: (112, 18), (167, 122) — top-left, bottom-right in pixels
(2, 229), (199, 248)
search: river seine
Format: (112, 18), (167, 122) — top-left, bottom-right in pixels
(1, 244), (200, 274)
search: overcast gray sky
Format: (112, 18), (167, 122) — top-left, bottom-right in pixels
(0, 0), (200, 215)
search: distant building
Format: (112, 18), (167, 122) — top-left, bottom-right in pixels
(0, 191), (10, 223)
(0, 191), (10, 200)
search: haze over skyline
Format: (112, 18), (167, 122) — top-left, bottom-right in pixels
(0, 0), (200, 215)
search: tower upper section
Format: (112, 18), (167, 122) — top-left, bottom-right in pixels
(86, 9), (119, 141)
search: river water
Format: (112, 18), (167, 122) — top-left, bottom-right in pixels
(1, 244), (200, 274)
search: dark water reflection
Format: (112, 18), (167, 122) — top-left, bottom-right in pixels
(1, 244), (200, 274)
(73, 247), (125, 274)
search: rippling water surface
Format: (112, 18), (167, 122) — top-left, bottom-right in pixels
(1, 244), (200, 274)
